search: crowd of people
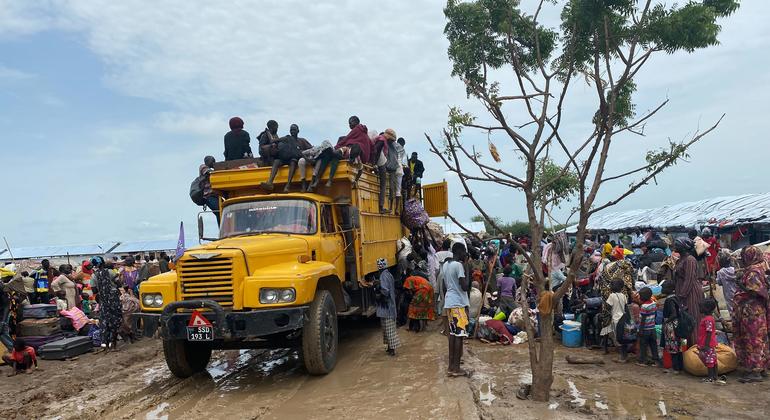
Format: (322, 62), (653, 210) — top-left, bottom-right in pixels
(201, 116), (426, 215)
(364, 225), (770, 384)
(1, 252), (174, 374)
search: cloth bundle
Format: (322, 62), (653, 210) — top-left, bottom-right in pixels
(402, 198), (429, 229)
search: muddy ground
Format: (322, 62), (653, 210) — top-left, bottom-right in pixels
(2, 319), (769, 419)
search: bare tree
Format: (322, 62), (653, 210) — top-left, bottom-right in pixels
(437, 0), (737, 402)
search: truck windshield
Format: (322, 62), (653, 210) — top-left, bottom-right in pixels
(220, 199), (317, 237)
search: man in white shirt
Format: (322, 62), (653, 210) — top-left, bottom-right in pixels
(444, 242), (470, 377)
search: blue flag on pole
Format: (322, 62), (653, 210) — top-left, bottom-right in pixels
(175, 221), (185, 261)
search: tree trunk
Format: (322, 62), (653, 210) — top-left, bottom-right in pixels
(530, 313), (555, 401)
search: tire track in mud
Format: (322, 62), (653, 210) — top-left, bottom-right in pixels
(6, 321), (479, 420)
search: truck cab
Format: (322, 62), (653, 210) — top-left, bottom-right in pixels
(135, 161), (444, 377)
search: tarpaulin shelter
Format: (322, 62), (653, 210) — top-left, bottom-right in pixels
(568, 193), (770, 248)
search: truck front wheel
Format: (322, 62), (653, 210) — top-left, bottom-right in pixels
(302, 289), (338, 374)
(163, 338), (212, 378)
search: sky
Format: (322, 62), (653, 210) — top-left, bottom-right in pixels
(0, 0), (768, 248)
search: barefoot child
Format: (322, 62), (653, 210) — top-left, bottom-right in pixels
(2, 339), (37, 375)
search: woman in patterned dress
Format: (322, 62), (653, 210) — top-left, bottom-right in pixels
(734, 245), (770, 383)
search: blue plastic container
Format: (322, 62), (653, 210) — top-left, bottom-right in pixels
(560, 320), (582, 347)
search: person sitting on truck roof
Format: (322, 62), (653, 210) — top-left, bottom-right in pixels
(258, 120), (280, 165)
(260, 124), (309, 193)
(223, 117), (253, 161)
(300, 140), (340, 192)
(335, 116), (371, 164)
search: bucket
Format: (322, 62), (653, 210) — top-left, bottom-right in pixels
(560, 320), (582, 348)
(650, 285), (662, 296)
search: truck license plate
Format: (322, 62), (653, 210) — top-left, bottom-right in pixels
(186, 326), (213, 341)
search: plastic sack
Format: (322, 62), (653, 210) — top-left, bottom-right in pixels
(683, 344), (737, 376)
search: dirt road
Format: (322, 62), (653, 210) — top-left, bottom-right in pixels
(3, 319), (770, 419)
(2, 319), (476, 420)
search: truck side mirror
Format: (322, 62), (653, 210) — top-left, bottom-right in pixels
(198, 212), (218, 242)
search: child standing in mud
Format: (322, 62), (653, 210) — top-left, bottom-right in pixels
(698, 298), (725, 384)
(660, 281), (684, 374)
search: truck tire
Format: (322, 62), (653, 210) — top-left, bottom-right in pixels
(163, 338), (212, 378)
(302, 289), (338, 374)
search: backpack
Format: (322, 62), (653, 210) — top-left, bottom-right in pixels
(190, 175), (206, 206)
(616, 305), (638, 344)
(385, 141), (399, 172)
(673, 298), (695, 339)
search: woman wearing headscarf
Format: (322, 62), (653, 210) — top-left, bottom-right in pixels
(92, 257), (122, 351)
(733, 245), (770, 383)
(50, 264), (78, 310)
(597, 251), (635, 341)
(403, 261), (435, 333)
(119, 256), (139, 296)
(673, 238), (703, 345)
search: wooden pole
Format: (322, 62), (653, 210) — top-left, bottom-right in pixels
(3, 236), (14, 262)
(473, 254), (498, 338)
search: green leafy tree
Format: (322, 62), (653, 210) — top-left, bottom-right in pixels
(428, 0), (737, 402)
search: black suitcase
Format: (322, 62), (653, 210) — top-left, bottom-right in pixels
(38, 336), (93, 360)
(22, 304), (58, 319)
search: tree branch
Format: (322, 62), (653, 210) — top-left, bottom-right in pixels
(591, 114), (725, 214)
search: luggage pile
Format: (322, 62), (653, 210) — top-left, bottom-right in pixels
(19, 304), (94, 360)
(19, 304), (64, 349)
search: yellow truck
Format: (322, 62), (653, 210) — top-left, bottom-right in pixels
(136, 161), (444, 377)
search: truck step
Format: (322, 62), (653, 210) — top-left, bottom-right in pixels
(337, 306), (360, 316)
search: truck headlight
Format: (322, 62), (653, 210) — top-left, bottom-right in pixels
(142, 293), (163, 308)
(260, 288), (296, 304)
(280, 288), (296, 302)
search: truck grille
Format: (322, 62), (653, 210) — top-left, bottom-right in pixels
(178, 257), (234, 307)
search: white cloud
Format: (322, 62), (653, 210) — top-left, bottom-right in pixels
(1, 0), (768, 244)
(0, 64), (34, 81)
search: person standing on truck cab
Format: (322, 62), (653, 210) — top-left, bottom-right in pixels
(375, 258), (400, 357)
(258, 120), (280, 165)
(394, 137), (407, 209)
(372, 129), (398, 213)
(408, 152), (425, 200)
(223, 117), (252, 161)
(444, 242), (471, 377)
(199, 155), (220, 224)
(261, 124), (310, 192)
